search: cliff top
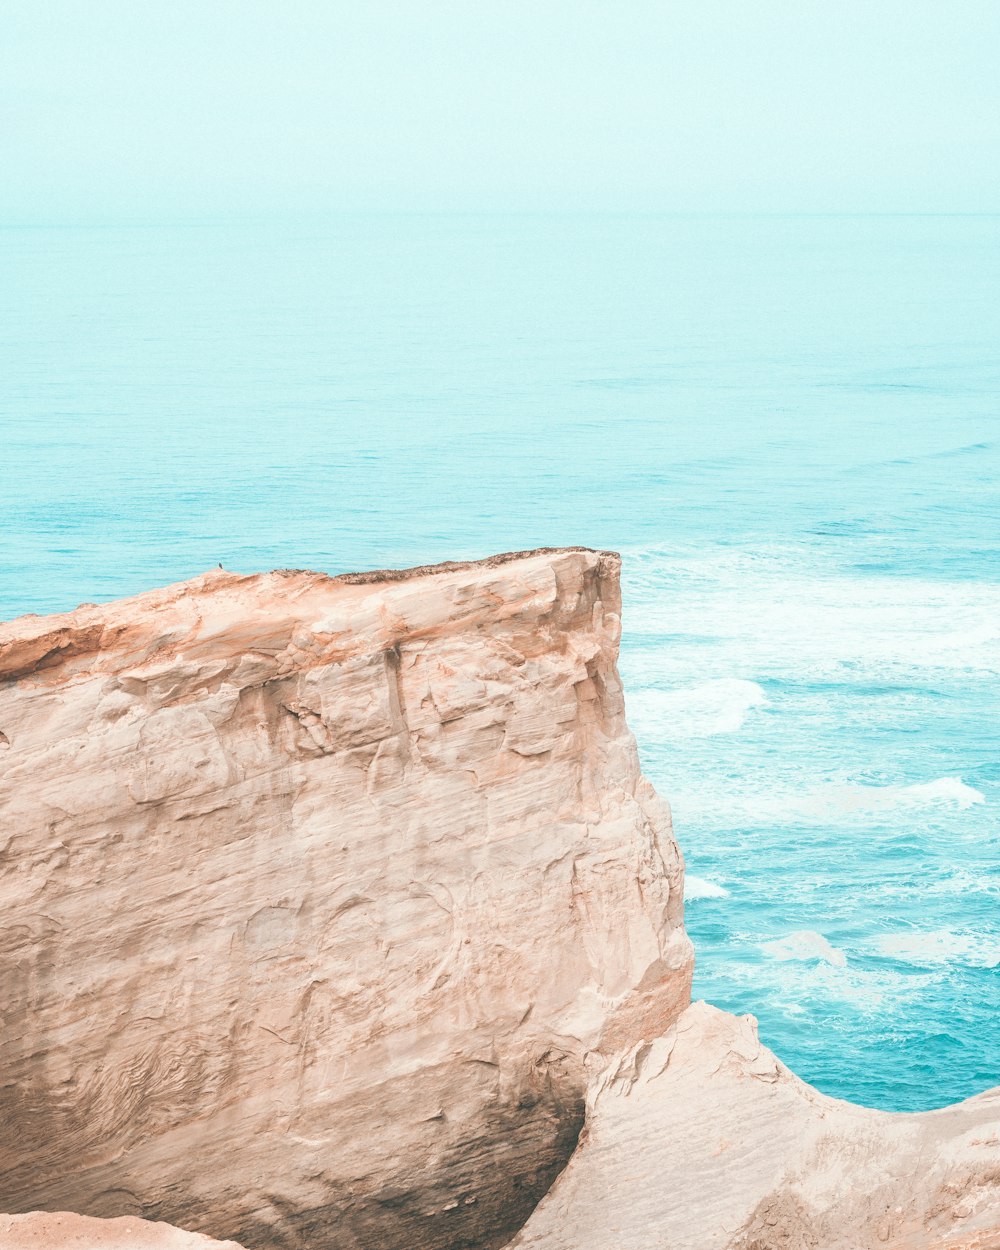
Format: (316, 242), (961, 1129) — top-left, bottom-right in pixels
(0, 546), (621, 684)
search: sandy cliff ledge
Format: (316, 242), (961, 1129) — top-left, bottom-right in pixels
(0, 548), (692, 1250)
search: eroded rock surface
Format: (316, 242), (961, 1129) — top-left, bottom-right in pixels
(0, 548), (692, 1250)
(507, 1001), (1000, 1250)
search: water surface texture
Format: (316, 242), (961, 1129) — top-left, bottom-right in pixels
(2, 213), (998, 1110)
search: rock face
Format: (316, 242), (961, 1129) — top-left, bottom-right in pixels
(0, 549), (692, 1250)
(507, 1002), (1000, 1250)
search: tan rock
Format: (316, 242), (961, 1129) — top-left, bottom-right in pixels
(0, 1212), (244, 1249)
(506, 1001), (1000, 1250)
(0, 548), (692, 1250)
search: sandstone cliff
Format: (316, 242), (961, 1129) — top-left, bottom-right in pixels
(0, 549), (692, 1250)
(2, 548), (998, 1250)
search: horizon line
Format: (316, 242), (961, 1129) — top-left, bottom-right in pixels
(3, 209), (1000, 229)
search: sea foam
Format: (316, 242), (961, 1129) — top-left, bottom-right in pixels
(877, 929), (1000, 968)
(685, 875), (730, 899)
(822, 777), (986, 815)
(627, 678), (767, 738)
(760, 930), (848, 967)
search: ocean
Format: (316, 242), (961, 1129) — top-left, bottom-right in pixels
(2, 212), (998, 1111)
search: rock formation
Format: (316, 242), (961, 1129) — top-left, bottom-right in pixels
(2, 547), (998, 1250)
(507, 1002), (1000, 1250)
(0, 549), (691, 1250)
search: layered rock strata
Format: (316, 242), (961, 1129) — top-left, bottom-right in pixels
(0, 549), (692, 1250)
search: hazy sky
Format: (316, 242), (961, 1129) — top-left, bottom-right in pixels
(4, 1), (1000, 219)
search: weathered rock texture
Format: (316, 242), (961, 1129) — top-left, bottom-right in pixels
(507, 1002), (1000, 1250)
(0, 549), (692, 1250)
(0, 1211), (245, 1250)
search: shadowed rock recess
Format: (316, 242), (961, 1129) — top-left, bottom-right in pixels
(2, 548), (999, 1250)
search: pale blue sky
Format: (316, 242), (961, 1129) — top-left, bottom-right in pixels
(4, 0), (1000, 219)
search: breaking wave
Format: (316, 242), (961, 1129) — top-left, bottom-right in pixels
(877, 929), (1000, 969)
(760, 930), (848, 967)
(627, 678), (767, 737)
(819, 777), (985, 815)
(685, 875), (730, 899)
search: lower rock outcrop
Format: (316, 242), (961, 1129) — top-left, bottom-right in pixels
(507, 1002), (1000, 1250)
(0, 1212), (245, 1249)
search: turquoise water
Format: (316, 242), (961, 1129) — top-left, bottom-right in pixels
(2, 214), (998, 1110)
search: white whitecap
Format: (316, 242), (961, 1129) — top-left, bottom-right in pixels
(818, 776), (985, 817)
(720, 957), (933, 1011)
(926, 870), (1000, 897)
(761, 930), (847, 968)
(876, 929), (1000, 969)
(896, 777), (985, 809)
(685, 875), (730, 899)
(627, 678), (768, 738)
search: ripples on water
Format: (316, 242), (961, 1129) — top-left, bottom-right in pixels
(619, 547), (999, 1109)
(2, 213), (998, 1110)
